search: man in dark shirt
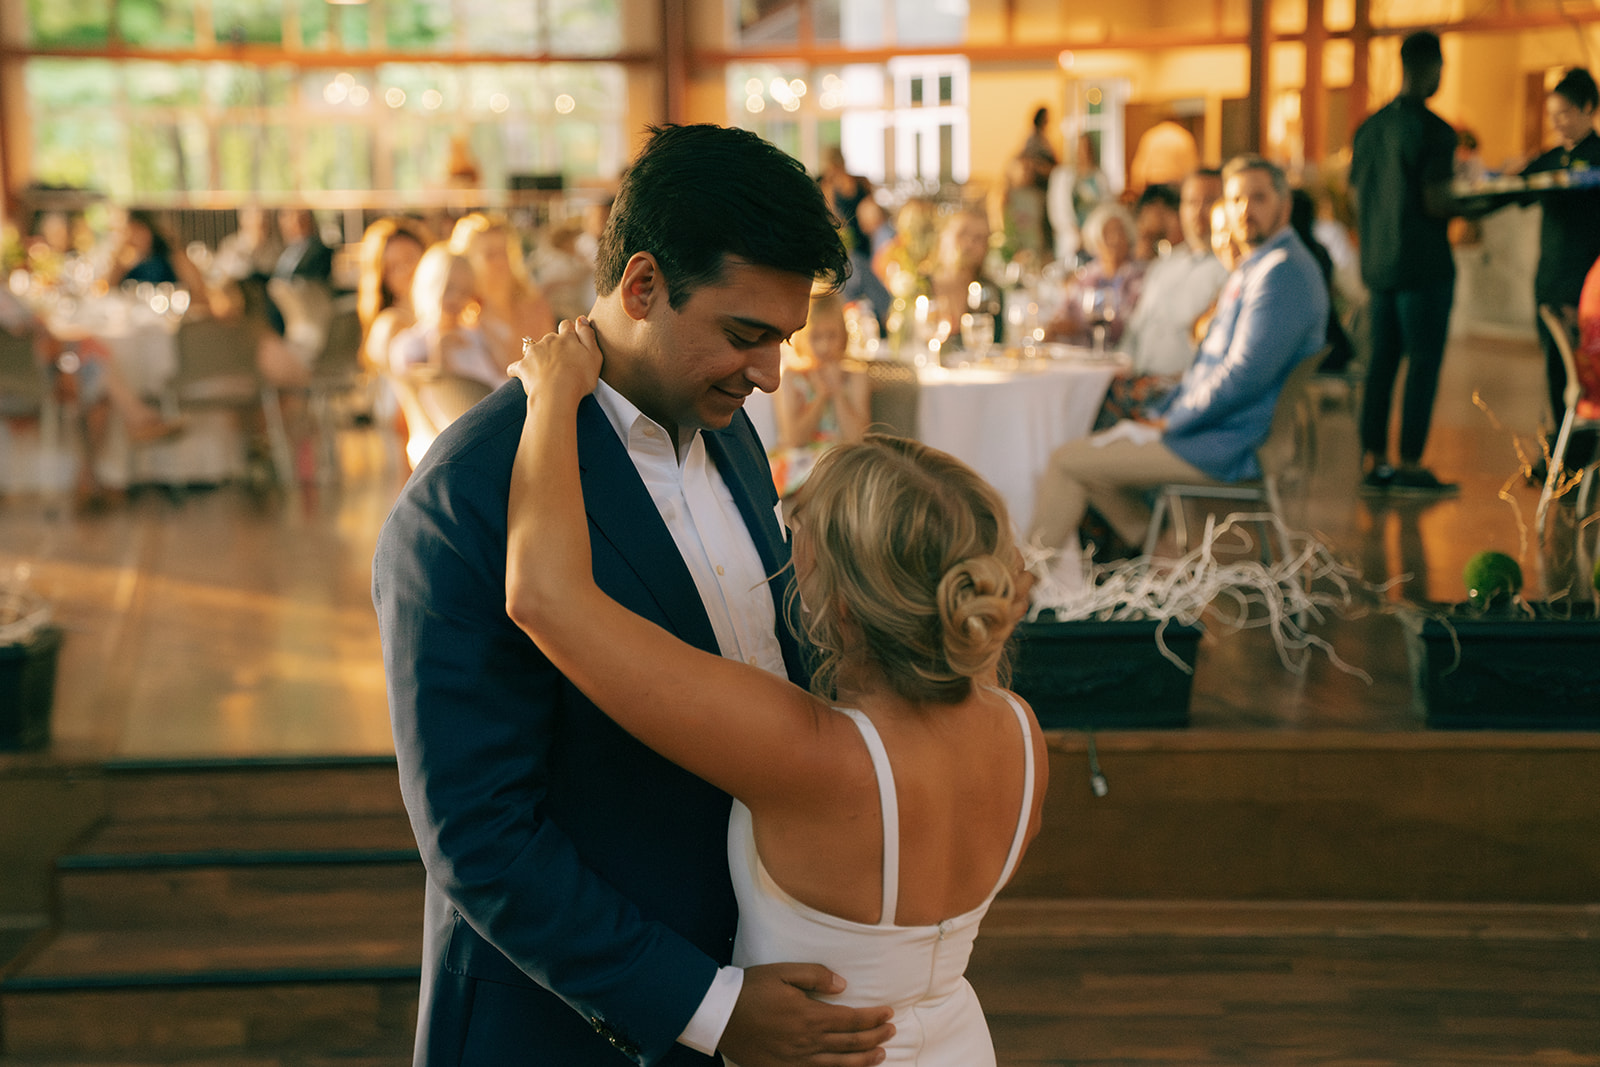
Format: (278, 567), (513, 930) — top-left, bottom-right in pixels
(1521, 68), (1600, 467)
(1350, 30), (1462, 495)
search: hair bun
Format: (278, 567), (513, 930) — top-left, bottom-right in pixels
(937, 555), (1017, 678)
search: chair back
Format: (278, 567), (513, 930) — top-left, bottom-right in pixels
(1256, 350), (1323, 479)
(388, 371), (493, 468)
(170, 318), (263, 406)
(852, 358), (919, 439)
(0, 330), (46, 414)
(313, 296), (364, 383)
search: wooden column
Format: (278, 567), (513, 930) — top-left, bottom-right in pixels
(661, 0), (687, 125)
(1350, 0), (1372, 132)
(1304, 0), (1326, 163)
(1248, 0), (1271, 154)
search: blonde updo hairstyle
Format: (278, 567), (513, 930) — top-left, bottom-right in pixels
(787, 434), (1024, 705)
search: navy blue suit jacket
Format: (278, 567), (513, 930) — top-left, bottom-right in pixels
(373, 381), (805, 1065)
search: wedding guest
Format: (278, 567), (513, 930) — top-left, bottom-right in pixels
(1132, 183), (1183, 262)
(213, 205), (283, 282)
(356, 216), (433, 374)
(1029, 155), (1326, 572)
(1351, 30), (1465, 496)
(1047, 134), (1113, 265)
(388, 243), (502, 392)
(1045, 201), (1143, 349)
(272, 207), (334, 285)
(449, 213), (556, 368)
(769, 289), (870, 498)
(1096, 169), (1227, 428)
(1519, 68), (1600, 471)
(923, 209), (1003, 351)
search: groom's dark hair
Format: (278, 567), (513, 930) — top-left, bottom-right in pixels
(594, 123), (850, 309)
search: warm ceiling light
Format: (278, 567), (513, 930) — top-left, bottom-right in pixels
(327, 0), (369, 6)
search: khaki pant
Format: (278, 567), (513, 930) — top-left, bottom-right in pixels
(1028, 434), (1217, 551)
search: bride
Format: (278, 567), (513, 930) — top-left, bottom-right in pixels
(505, 317), (1049, 1066)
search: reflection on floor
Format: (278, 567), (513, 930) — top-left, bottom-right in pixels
(0, 331), (1585, 757)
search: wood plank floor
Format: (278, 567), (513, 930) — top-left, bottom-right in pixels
(1, 330), (1580, 757)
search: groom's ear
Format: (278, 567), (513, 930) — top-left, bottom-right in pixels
(619, 253), (662, 322)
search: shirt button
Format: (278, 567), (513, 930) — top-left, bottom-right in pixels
(747, 656), (757, 664)
(716, 565), (725, 576)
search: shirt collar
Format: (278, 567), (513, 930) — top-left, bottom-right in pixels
(594, 377), (698, 464)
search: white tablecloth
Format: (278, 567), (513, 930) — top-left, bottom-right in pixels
(915, 358), (1118, 531)
(745, 354), (1119, 531)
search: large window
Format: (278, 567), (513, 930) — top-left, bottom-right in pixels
(17, 1), (626, 203)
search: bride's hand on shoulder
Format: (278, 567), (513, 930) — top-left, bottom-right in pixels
(508, 316), (602, 401)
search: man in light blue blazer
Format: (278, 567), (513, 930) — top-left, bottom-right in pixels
(1028, 153), (1328, 560)
(374, 124), (894, 1066)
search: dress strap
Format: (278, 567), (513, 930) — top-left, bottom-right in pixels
(988, 688), (1036, 898)
(838, 707), (900, 926)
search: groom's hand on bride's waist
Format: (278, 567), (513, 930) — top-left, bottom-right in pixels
(720, 962), (894, 1066)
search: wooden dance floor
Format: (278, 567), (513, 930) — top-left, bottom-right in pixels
(1, 331), (1597, 1065)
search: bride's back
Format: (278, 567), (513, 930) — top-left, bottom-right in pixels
(756, 434), (1048, 927)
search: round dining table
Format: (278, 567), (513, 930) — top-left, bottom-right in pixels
(745, 350), (1121, 531)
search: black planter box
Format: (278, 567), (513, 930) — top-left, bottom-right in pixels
(1010, 616), (1200, 729)
(1403, 603), (1600, 729)
(0, 625), (62, 752)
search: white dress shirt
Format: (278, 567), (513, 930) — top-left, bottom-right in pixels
(1120, 245), (1229, 377)
(593, 378), (784, 1054)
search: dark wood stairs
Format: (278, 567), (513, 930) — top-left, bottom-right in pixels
(0, 758), (422, 1066)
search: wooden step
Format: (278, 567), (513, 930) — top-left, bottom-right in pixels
(1, 978), (417, 1060)
(98, 759), (406, 822)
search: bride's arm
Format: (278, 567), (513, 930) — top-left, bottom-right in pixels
(505, 319), (864, 806)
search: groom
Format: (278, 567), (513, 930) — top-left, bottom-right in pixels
(374, 124), (894, 1066)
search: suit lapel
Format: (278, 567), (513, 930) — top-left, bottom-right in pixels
(576, 396), (720, 655)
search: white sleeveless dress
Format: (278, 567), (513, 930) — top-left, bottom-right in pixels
(726, 689), (1036, 1066)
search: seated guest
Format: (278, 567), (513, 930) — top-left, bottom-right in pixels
(770, 288), (870, 498)
(357, 216), (433, 373)
(1132, 182), (1183, 262)
(1290, 189), (1355, 374)
(923, 208), (1003, 351)
(1096, 169), (1228, 428)
(213, 205), (283, 283)
(1028, 155), (1327, 574)
(273, 207), (334, 285)
(388, 244), (503, 391)
(1045, 201), (1144, 349)
(448, 213), (555, 369)
(526, 219), (595, 323)
(105, 209), (233, 319)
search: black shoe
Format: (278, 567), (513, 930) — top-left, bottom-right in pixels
(1387, 466), (1459, 496)
(1360, 463), (1396, 494)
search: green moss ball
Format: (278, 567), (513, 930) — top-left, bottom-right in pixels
(1464, 550), (1523, 610)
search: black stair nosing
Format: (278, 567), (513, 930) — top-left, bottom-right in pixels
(1, 964), (421, 993)
(99, 755), (399, 773)
(57, 848), (423, 871)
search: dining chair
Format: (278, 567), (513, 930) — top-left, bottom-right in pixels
(386, 369), (493, 470)
(853, 358), (920, 439)
(0, 330), (64, 498)
(1534, 304), (1600, 551)
(164, 317), (294, 487)
(1140, 350), (1323, 563)
(301, 294), (365, 483)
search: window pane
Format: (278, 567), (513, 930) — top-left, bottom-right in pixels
(116, 0), (193, 48)
(383, 0), (455, 51)
(125, 61), (203, 107)
(814, 0), (843, 44)
(741, 0), (799, 45)
(548, 0), (621, 55)
(300, 123), (374, 191)
(26, 59), (117, 110)
(218, 123), (294, 194)
(25, 0), (111, 46)
(211, 0), (283, 46)
(332, 3), (371, 49)
(894, 0), (962, 46)
(460, 0), (539, 52)
(33, 114), (123, 193)
(129, 121), (206, 196)
(205, 63), (294, 109)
